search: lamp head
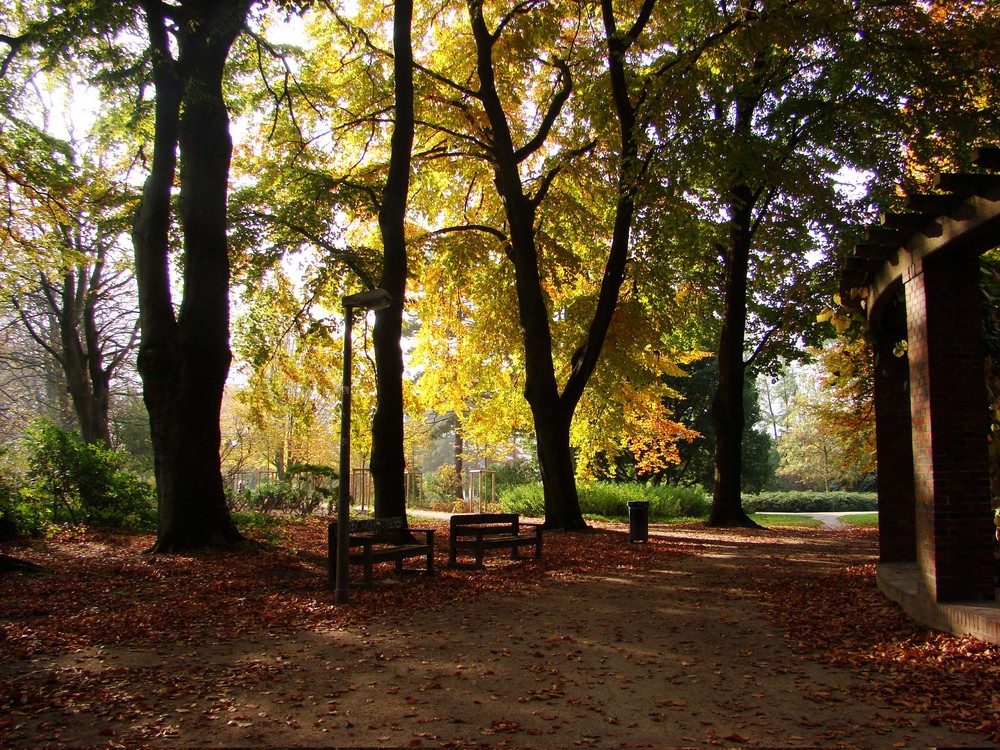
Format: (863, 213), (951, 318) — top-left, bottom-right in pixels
(343, 288), (393, 311)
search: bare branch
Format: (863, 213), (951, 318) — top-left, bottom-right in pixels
(413, 59), (479, 99)
(0, 33), (27, 78)
(432, 223), (508, 244)
(492, 0), (543, 43)
(514, 58), (572, 164)
(744, 324), (780, 371)
(527, 138), (597, 210)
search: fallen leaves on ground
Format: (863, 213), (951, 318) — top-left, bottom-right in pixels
(0, 519), (673, 661)
(2, 519), (999, 747)
(753, 528), (1000, 743)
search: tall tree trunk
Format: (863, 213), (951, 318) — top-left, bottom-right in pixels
(133, 0), (248, 552)
(469, 0), (582, 529)
(707, 56), (767, 529)
(453, 424), (464, 502)
(371, 0), (415, 521)
(17, 261), (116, 447)
(58, 266), (112, 447)
(708, 190), (759, 528)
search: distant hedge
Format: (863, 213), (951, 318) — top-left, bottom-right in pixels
(741, 491), (878, 513)
(499, 482), (710, 520)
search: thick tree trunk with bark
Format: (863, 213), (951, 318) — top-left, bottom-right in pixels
(370, 0), (414, 522)
(133, 1), (248, 552)
(708, 185), (760, 528)
(707, 57), (768, 529)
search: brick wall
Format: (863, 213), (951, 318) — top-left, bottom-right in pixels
(904, 251), (994, 602)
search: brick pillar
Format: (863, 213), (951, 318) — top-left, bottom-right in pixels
(905, 250), (994, 602)
(872, 305), (916, 563)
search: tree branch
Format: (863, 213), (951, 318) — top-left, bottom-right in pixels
(432, 223), (508, 244)
(514, 58), (572, 164)
(241, 209), (379, 289)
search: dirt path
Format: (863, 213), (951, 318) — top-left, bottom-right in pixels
(1, 523), (993, 748)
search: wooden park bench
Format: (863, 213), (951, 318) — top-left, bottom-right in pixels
(448, 513), (543, 569)
(327, 516), (435, 586)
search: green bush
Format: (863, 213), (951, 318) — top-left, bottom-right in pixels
(20, 422), (156, 531)
(242, 481), (303, 513)
(0, 462), (48, 539)
(499, 481), (710, 520)
(646, 484), (712, 518)
(234, 476), (332, 517)
(426, 465), (462, 502)
(498, 483), (545, 517)
(493, 461), (541, 493)
(741, 491), (878, 513)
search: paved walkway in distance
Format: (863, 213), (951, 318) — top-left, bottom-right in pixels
(756, 511), (876, 528)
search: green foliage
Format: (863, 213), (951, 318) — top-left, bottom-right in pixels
(0, 462), (47, 540)
(21, 422), (155, 531)
(500, 482), (710, 520)
(741, 492), (878, 513)
(493, 461), (541, 494)
(656, 358), (777, 492)
(286, 462), (338, 480)
(237, 481), (326, 516)
(231, 510), (289, 545)
(498, 484), (545, 518)
(425, 465), (462, 502)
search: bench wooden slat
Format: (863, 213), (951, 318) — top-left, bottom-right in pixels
(448, 512), (542, 569)
(328, 516), (435, 586)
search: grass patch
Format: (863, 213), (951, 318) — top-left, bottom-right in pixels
(751, 513), (824, 529)
(840, 513), (879, 527)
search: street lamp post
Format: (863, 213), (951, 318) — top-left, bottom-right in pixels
(334, 288), (392, 604)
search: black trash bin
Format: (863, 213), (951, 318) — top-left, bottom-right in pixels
(627, 500), (649, 543)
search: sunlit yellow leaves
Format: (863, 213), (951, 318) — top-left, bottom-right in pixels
(623, 405), (701, 476)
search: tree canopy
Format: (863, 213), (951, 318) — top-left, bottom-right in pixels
(2, 0), (999, 539)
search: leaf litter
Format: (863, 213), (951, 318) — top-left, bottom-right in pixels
(1, 519), (998, 747)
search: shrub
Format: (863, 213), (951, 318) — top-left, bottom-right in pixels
(234, 476), (333, 517)
(22, 421), (156, 531)
(493, 461), (541, 493)
(646, 484), (712, 518)
(741, 491), (878, 513)
(241, 481), (303, 513)
(498, 483), (545, 517)
(499, 481), (710, 520)
(426, 465), (462, 502)
(0, 464), (48, 540)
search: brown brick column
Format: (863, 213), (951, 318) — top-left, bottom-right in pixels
(905, 250), (994, 602)
(872, 301), (916, 563)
